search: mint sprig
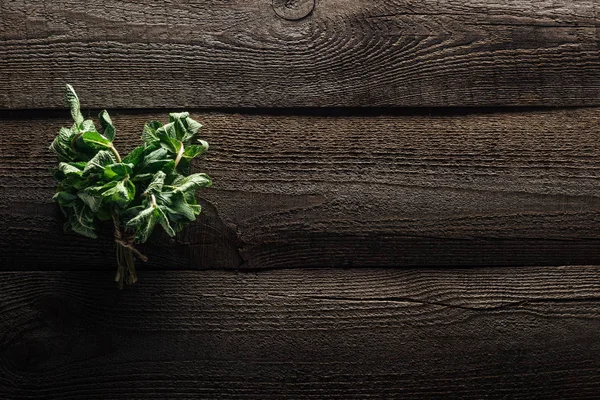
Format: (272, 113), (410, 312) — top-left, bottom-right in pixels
(50, 85), (212, 288)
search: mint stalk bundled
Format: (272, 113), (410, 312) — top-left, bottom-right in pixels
(50, 85), (212, 288)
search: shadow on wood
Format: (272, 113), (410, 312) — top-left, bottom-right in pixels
(2, 109), (600, 269)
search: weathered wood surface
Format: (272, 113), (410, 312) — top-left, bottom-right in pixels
(1, 266), (600, 399)
(2, 108), (600, 270)
(2, 0), (600, 108)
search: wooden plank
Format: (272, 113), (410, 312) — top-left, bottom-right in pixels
(2, 108), (600, 270)
(1, 266), (600, 399)
(1, 0), (600, 108)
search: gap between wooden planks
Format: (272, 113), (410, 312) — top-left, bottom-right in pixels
(1, 266), (600, 399)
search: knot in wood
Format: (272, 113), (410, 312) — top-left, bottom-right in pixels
(272, 0), (315, 21)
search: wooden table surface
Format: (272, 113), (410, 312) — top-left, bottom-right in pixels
(1, 1), (600, 398)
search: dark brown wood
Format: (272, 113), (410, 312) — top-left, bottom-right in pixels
(2, 108), (600, 270)
(1, 266), (600, 399)
(1, 0), (600, 108)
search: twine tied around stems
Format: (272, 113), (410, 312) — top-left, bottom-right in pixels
(112, 211), (147, 288)
(113, 222), (148, 262)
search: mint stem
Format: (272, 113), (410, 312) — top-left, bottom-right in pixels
(109, 144), (122, 163)
(111, 209), (140, 289)
(174, 141), (184, 167)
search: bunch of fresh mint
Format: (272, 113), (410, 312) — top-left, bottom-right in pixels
(50, 85), (212, 288)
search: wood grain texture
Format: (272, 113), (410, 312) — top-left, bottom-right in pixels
(1, 0), (600, 108)
(1, 266), (600, 399)
(2, 108), (600, 270)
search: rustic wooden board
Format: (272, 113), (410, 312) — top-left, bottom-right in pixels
(2, 0), (600, 108)
(2, 108), (600, 270)
(1, 266), (600, 399)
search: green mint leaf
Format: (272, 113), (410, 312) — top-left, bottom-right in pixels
(122, 145), (146, 165)
(167, 114), (189, 142)
(50, 127), (78, 162)
(103, 163), (134, 181)
(168, 112), (189, 122)
(156, 206), (176, 237)
(168, 112), (203, 142)
(131, 173), (156, 182)
(139, 148), (175, 174)
(65, 84), (84, 127)
(99, 110), (116, 141)
(52, 191), (78, 207)
(172, 173), (212, 193)
(56, 162), (85, 178)
(155, 123), (180, 153)
(183, 143), (208, 160)
(173, 119), (188, 142)
(143, 148), (169, 162)
(159, 191), (197, 222)
(83, 150), (117, 175)
(159, 136), (180, 154)
(183, 116), (202, 137)
(126, 206), (157, 243)
(95, 206), (113, 221)
(101, 179), (136, 207)
(81, 119), (97, 133)
(77, 187), (104, 212)
(81, 131), (112, 149)
(142, 121), (162, 145)
(59, 175), (89, 191)
(144, 171), (166, 195)
(64, 200), (97, 239)
(121, 205), (146, 221)
(189, 204), (202, 215)
(168, 173), (211, 204)
(140, 158), (175, 175)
